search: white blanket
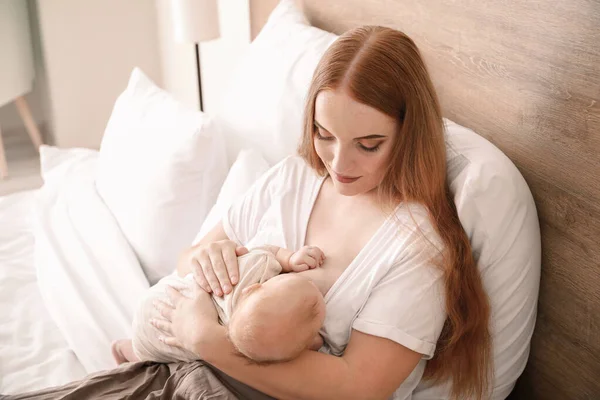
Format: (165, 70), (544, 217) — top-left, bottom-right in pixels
(34, 152), (151, 373)
(0, 190), (86, 393)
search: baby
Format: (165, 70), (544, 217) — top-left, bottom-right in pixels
(112, 245), (326, 365)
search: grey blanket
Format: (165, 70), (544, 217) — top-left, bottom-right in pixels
(0, 361), (276, 400)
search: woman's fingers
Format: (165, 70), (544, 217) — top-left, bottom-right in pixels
(159, 335), (183, 349)
(208, 246), (230, 296)
(222, 244), (240, 286)
(187, 240), (247, 296)
(235, 246), (249, 257)
(191, 258), (211, 293)
(199, 252), (222, 296)
(150, 318), (173, 335)
(165, 285), (185, 304)
(153, 299), (174, 321)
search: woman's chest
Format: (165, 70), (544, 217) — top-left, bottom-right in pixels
(301, 191), (388, 293)
(247, 179), (397, 355)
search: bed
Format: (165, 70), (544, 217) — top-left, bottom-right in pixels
(254, 1), (599, 399)
(1, 0), (599, 399)
(0, 191), (86, 391)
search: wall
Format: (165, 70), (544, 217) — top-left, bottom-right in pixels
(35, 0), (163, 149)
(249, 0), (279, 40)
(2, 0), (255, 150)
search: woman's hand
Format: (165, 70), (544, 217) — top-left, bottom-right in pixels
(151, 284), (220, 352)
(178, 240), (248, 296)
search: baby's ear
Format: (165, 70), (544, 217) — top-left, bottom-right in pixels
(241, 282), (261, 295)
(309, 334), (324, 351)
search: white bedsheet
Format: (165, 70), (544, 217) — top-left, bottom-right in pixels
(33, 154), (151, 374)
(0, 190), (86, 394)
(2, 151), (155, 394)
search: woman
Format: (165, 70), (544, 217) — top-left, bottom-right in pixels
(155, 26), (491, 400)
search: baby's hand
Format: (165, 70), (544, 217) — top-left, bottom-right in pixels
(288, 245), (325, 272)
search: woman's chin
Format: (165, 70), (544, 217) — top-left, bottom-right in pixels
(332, 181), (364, 197)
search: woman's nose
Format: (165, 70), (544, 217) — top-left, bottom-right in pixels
(331, 146), (353, 173)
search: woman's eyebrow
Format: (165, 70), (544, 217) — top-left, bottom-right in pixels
(314, 120), (387, 140)
(355, 134), (387, 140)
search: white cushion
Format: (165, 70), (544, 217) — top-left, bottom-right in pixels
(192, 148), (270, 245)
(429, 119), (541, 399)
(215, 0), (337, 165)
(96, 68), (228, 285)
(219, 2), (541, 398)
(39, 145), (99, 184)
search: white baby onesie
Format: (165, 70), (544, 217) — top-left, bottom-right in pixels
(131, 249), (282, 363)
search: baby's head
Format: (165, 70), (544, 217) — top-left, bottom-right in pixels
(228, 274), (325, 364)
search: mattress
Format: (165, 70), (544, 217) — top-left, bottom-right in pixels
(0, 190), (86, 394)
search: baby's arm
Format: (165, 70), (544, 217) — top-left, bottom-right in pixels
(262, 245), (325, 272)
(262, 245), (294, 271)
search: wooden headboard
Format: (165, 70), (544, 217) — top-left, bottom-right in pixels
(250, 1), (600, 399)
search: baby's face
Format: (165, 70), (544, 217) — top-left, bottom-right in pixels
(228, 274), (326, 363)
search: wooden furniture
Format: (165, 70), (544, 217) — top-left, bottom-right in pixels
(0, 96), (44, 180)
(0, 1), (42, 180)
(249, 1), (599, 399)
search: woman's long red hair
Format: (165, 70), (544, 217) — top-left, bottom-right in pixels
(299, 26), (492, 400)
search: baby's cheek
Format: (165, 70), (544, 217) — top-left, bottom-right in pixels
(227, 313), (251, 353)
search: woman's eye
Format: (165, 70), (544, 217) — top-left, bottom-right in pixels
(359, 143), (381, 153)
(315, 129), (334, 141)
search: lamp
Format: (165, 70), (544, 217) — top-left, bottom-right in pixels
(0, 0), (44, 180)
(170, 0), (221, 111)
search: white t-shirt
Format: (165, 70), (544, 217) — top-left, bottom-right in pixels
(223, 156), (447, 400)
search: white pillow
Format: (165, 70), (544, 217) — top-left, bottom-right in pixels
(216, 2), (541, 398)
(432, 120), (541, 400)
(96, 68), (228, 285)
(192, 148), (270, 245)
(39, 145), (99, 184)
(215, 0), (337, 165)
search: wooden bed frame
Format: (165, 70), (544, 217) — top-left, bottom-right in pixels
(250, 1), (600, 399)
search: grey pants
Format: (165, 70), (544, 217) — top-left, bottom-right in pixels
(0, 360), (276, 400)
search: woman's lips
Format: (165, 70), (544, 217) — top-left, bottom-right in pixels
(333, 172), (360, 184)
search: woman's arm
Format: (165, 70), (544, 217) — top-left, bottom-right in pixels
(261, 245), (294, 271)
(157, 285), (422, 399)
(197, 325), (421, 400)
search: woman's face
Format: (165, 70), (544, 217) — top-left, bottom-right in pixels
(313, 88), (398, 197)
